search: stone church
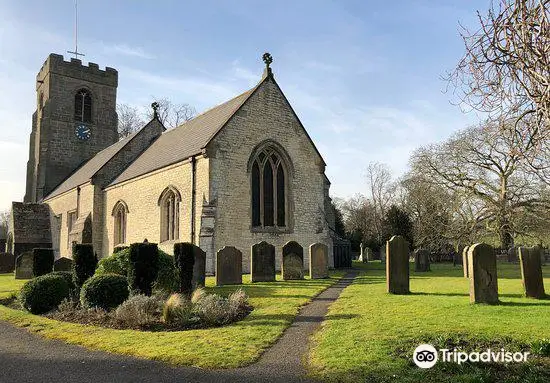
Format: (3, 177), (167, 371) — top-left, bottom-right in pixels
(8, 53), (336, 273)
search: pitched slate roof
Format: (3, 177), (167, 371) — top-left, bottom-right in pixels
(109, 84), (258, 186)
(45, 130), (140, 199)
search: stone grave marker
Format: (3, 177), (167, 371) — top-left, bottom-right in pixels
(468, 243), (499, 304)
(386, 235), (410, 294)
(365, 247), (373, 262)
(518, 246), (546, 299)
(414, 249), (430, 272)
(309, 243), (329, 279)
(251, 241), (276, 282)
(216, 246), (242, 286)
(54, 257), (73, 272)
(462, 245), (470, 278)
(15, 251), (33, 279)
(192, 245), (206, 289)
(282, 241), (304, 280)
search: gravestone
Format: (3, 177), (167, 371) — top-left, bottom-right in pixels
(365, 247), (373, 262)
(358, 243), (365, 262)
(468, 243), (499, 304)
(386, 236), (410, 294)
(192, 245), (206, 289)
(15, 251), (33, 279)
(462, 245), (470, 278)
(507, 247), (517, 263)
(216, 246), (242, 286)
(0, 252), (15, 273)
(282, 241), (304, 280)
(309, 243), (329, 279)
(251, 241), (276, 282)
(54, 257), (73, 272)
(518, 246), (546, 299)
(414, 249), (430, 272)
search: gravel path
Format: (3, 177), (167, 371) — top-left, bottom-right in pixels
(0, 271), (357, 383)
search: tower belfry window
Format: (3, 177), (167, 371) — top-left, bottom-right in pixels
(74, 89), (92, 123)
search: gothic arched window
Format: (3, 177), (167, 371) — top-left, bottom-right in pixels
(250, 143), (290, 229)
(158, 186), (181, 242)
(112, 201), (129, 245)
(74, 88), (92, 123)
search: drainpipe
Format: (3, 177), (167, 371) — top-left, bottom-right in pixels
(76, 186), (81, 217)
(191, 156), (197, 244)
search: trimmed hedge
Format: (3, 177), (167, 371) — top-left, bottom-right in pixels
(128, 242), (159, 296)
(49, 271), (77, 297)
(174, 243), (195, 296)
(32, 248), (54, 277)
(80, 274), (129, 310)
(73, 244), (98, 287)
(113, 245), (129, 254)
(19, 273), (70, 314)
(95, 248), (178, 292)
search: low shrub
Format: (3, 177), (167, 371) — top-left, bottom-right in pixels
(80, 274), (129, 310)
(73, 244), (98, 287)
(32, 248), (55, 277)
(96, 248), (178, 293)
(49, 271), (78, 298)
(129, 242), (159, 296)
(531, 339), (550, 356)
(114, 294), (163, 327)
(113, 245), (129, 254)
(193, 290), (251, 326)
(191, 287), (206, 304)
(19, 273), (70, 314)
(162, 293), (194, 325)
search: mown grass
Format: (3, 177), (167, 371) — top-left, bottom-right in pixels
(308, 261), (550, 383)
(0, 271), (342, 368)
(0, 274), (27, 299)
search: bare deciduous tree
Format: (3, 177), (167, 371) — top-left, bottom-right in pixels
(117, 98), (197, 139)
(447, 0), (550, 141)
(365, 162), (395, 244)
(146, 97), (196, 129)
(0, 210), (9, 238)
(117, 104), (145, 138)
(411, 119), (550, 249)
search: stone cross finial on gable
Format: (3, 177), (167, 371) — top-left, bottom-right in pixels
(262, 52), (273, 79)
(151, 102), (159, 119)
(262, 52), (273, 68)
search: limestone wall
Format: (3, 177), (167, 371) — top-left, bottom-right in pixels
(103, 156), (209, 258)
(207, 76), (332, 273)
(43, 182), (95, 258)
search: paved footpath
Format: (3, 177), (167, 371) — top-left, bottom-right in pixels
(0, 271), (357, 383)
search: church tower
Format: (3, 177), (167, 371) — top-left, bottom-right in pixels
(24, 54), (118, 202)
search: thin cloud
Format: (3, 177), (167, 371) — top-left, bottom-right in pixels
(101, 43), (156, 59)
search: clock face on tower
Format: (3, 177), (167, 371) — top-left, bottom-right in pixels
(75, 124), (91, 140)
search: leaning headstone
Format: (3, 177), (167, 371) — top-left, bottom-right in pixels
(414, 249), (430, 272)
(468, 243), (499, 304)
(386, 236), (410, 294)
(282, 241), (304, 280)
(216, 246), (242, 286)
(518, 246), (546, 299)
(15, 251), (33, 279)
(54, 257), (73, 272)
(309, 243), (329, 279)
(251, 241), (276, 282)
(462, 245), (470, 278)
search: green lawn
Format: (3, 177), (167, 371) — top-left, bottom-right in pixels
(0, 271), (342, 368)
(0, 274), (27, 299)
(308, 261), (550, 383)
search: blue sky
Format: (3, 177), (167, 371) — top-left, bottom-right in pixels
(0, 0), (487, 211)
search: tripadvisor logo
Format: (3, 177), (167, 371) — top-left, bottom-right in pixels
(413, 344), (530, 369)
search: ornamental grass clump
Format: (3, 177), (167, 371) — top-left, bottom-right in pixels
(115, 294), (163, 328)
(162, 293), (194, 325)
